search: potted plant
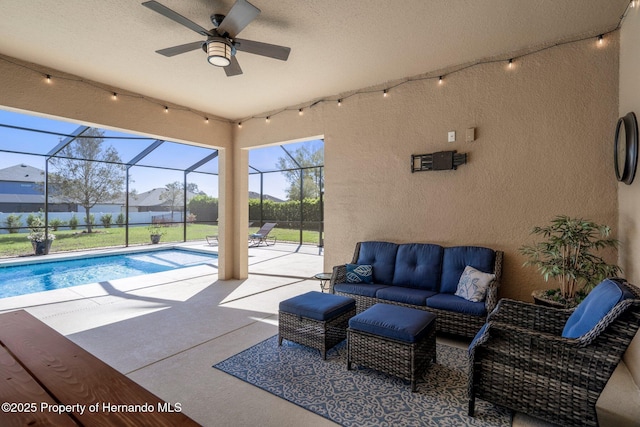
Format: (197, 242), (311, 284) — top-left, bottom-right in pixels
(519, 215), (621, 308)
(148, 224), (165, 244)
(27, 215), (55, 255)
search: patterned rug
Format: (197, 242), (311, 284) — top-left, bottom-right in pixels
(213, 336), (511, 426)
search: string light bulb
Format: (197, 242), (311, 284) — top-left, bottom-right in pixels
(338, 99), (342, 106)
(598, 34), (604, 45)
(45, 74), (52, 83)
(112, 92), (118, 100)
(164, 106), (169, 113)
(508, 58), (513, 69)
(298, 108), (304, 116)
(205, 117), (209, 123)
(383, 89), (388, 97)
(238, 122), (242, 128)
(265, 116), (270, 123)
(438, 76), (443, 85)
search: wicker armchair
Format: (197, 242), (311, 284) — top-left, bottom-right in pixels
(468, 278), (640, 427)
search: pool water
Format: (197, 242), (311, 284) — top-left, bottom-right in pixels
(0, 249), (218, 299)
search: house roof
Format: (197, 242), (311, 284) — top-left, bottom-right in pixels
(0, 164), (45, 183)
(0, 1), (630, 121)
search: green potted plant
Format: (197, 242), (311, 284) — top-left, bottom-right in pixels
(148, 224), (166, 244)
(519, 215), (621, 308)
(27, 215), (56, 255)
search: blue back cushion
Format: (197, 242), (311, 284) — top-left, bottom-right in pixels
(356, 242), (399, 285)
(562, 278), (635, 339)
(440, 246), (496, 294)
(392, 243), (444, 290)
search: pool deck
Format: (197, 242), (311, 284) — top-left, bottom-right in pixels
(0, 241), (552, 427)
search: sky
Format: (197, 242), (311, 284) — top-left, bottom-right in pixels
(0, 109), (323, 201)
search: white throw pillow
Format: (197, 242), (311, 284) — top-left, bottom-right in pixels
(454, 266), (496, 302)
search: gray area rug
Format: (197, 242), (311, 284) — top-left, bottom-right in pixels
(213, 335), (511, 426)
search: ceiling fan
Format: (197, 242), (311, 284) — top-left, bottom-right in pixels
(142, 0), (291, 76)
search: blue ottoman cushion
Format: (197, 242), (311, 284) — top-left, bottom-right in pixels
(279, 291), (355, 321)
(349, 303), (436, 343)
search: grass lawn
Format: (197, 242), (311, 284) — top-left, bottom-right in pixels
(0, 224), (322, 258)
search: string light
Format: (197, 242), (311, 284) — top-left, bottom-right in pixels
(508, 59), (513, 69)
(298, 108), (304, 116)
(383, 89), (388, 97)
(45, 74), (51, 83)
(265, 116), (270, 123)
(112, 92), (118, 100)
(238, 122), (242, 128)
(438, 76), (443, 85)
(164, 106), (169, 113)
(598, 34), (604, 45)
(338, 99), (342, 106)
(205, 117), (209, 123)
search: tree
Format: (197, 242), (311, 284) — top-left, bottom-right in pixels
(275, 144), (324, 201)
(48, 128), (125, 232)
(160, 181), (184, 220)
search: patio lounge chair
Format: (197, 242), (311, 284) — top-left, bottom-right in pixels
(468, 278), (640, 427)
(249, 222), (277, 247)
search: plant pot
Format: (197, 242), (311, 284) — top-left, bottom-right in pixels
(31, 240), (52, 255)
(531, 289), (578, 309)
(150, 234), (161, 244)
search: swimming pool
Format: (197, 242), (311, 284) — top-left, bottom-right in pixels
(0, 249), (218, 299)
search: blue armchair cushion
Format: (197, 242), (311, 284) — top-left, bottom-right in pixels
(441, 246), (496, 294)
(392, 243), (444, 290)
(562, 278), (635, 339)
(346, 264), (373, 284)
(454, 266), (495, 302)
(376, 286), (436, 306)
(348, 303), (436, 343)
(426, 293), (487, 316)
(279, 291), (355, 321)
(356, 241), (399, 285)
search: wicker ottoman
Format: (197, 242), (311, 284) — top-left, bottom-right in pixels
(278, 291), (356, 359)
(347, 303), (436, 392)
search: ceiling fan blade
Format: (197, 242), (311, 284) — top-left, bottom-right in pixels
(216, 0), (260, 38)
(156, 41), (203, 57)
(224, 56), (243, 77)
(142, 1), (212, 37)
(234, 38), (291, 61)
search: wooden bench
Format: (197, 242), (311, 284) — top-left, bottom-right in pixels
(0, 310), (199, 426)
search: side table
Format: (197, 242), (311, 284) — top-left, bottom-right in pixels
(314, 272), (332, 293)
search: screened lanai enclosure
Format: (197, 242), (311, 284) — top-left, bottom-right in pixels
(0, 109), (324, 258)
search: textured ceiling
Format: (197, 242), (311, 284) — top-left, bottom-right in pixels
(0, 0), (631, 121)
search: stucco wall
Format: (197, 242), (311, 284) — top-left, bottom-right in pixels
(237, 36), (620, 302)
(618, 6), (640, 388)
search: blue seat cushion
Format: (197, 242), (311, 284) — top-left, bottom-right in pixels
(562, 278), (635, 339)
(376, 286), (436, 306)
(349, 303), (436, 343)
(441, 246), (496, 294)
(356, 242), (399, 285)
(279, 291), (355, 321)
(334, 282), (389, 298)
(392, 243), (444, 290)
(426, 293), (487, 316)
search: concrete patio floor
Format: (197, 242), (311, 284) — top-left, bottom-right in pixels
(0, 241), (553, 427)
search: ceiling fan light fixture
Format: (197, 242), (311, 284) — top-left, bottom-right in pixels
(207, 39), (232, 67)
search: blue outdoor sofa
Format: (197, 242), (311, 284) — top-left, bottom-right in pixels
(330, 241), (503, 338)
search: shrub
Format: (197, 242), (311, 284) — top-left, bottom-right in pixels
(48, 218), (66, 231)
(4, 214), (22, 233)
(100, 213), (113, 228)
(116, 212), (126, 227)
(69, 215), (79, 230)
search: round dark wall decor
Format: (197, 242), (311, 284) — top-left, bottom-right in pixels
(614, 112), (638, 185)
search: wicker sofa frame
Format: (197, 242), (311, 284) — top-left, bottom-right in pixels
(330, 242), (503, 338)
(468, 280), (640, 427)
